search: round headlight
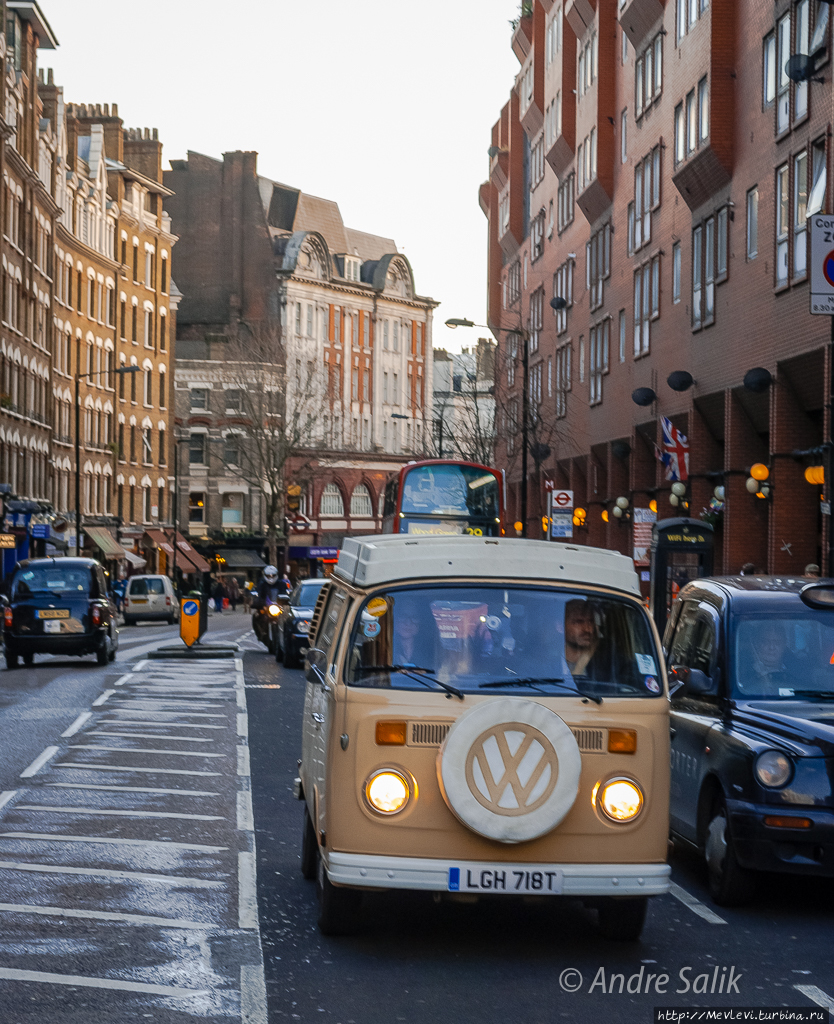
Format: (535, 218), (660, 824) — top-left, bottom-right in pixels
(598, 778), (644, 822)
(297, 619), (310, 634)
(267, 604), (281, 617)
(365, 769), (411, 814)
(755, 750), (792, 788)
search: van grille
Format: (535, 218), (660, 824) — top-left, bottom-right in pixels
(408, 722), (452, 747)
(571, 728), (606, 752)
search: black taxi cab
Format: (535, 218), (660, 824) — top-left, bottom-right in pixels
(664, 575), (834, 905)
(2, 557), (119, 668)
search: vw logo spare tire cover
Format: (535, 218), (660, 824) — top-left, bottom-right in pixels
(437, 698), (582, 844)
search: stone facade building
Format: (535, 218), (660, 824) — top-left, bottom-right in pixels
(432, 339), (496, 465)
(482, 0), (834, 576)
(164, 150), (437, 578)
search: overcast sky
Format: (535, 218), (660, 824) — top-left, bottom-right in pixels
(43, 0), (520, 352)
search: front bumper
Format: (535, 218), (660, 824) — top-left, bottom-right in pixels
(322, 851), (671, 896)
(728, 798), (834, 876)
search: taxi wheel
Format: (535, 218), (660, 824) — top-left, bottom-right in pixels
(4, 650), (18, 669)
(597, 896), (648, 941)
(300, 805), (316, 880)
(316, 854), (361, 935)
(96, 641), (109, 666)
(705, 799), (756, 906)
(22, 652), (34, 668)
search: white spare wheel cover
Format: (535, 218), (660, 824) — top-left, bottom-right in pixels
(437, 698), (582, 844)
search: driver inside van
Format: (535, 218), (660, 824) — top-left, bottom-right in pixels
(564, 599), (608, 679)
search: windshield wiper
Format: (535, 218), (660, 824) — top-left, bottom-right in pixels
(355, 664), (464, 701)
(479, 677), (603, 704)
(788, 689), (834, 700)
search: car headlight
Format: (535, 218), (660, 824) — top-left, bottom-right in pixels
(296, 619), (310, 634)
(267, 604), (281, 617)
(755, 750), (793, 788)
(364, 769), (412, 814)
(595, 778), (644, 822)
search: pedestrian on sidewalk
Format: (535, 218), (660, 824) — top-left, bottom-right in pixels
(213, 576), (226, 614)
(229, 577), (241, 611)
(242, 582), (252, 614)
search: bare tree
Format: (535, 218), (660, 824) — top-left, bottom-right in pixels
(217, 320), (322, 566)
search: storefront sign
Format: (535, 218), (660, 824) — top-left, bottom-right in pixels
(309, 547), (339, 559)
(0, 534), (16, 549)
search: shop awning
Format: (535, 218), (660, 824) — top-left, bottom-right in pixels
(216, 548), (266, 570)
(84, 526), (126, 560)
(124, 550), (147, 569)
(174, 532), (211, 573)
(142, 529), (175, 556)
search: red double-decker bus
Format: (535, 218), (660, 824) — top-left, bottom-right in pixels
(381, 460), (505, 536)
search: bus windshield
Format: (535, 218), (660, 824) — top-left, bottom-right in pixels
(401, 464), (499, 519)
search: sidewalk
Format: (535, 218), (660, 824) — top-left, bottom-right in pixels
(0, 654), (267, 1023)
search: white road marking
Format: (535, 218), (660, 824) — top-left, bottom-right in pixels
(113, 674), (133, 686)
(0, 902), (214, 930)
(105, 709), (226, 718)
(61, 712), (92, 738)
(237, 791), (254, 831)
(92, 690), (115, 706)
(97, 720), (225, 729)
(17, 804), (224, 821)
(0, 831), (227, 852)
(237, 687), (246, 709)
(48, 782), (219, 796)
(19, 746), (59, 779)
(116, 699), (224, 708)
(56, 762), (221, 776)
(238, 851), (259, 929)
(795, 985), (834, 1011)
(70, 745), (224, 758)
(132, 660), (149, 670)
(240, 963), (269, 1024)
(0, 791), (18, 813)
(237, 713), (248, 737)
(130, 686), (237, 693)
(0, 966), (209, 998)
(86, 730), (217, 743)
(668, 881), (727, 924)
(237, 745), (250, 776)
(0, 858), (224, 887)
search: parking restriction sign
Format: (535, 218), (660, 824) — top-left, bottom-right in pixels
(810, 215), (834, 314)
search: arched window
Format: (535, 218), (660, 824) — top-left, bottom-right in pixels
(349, 484), (373, 517)
(320, 482), (344, 517)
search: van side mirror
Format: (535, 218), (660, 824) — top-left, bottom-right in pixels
(305, 647), (326, 685)
(684, 667), (719, 697)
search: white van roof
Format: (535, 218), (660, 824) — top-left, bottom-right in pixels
(333, 535), (640, 596)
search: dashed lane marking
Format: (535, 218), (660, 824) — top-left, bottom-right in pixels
(795, 985), (834, 1011)
(19, 746), (59, 779)
(69, 745), (225, 758)
(96, 720), (225, 729)
(237, 713), (248, 737)
(103, 709), (226, 718)
(238, 851), (258, 929)
(0, 832), (227, 852)
(0, 902), (215, 930)
(17, 804), (225, 821)
(56, 762), (222, 776)
(91, 690), (115, 706)
(668, 881), (728, 925)
(237, 791), (254, 831)
(0, 966), (209, 998)
(237, 746), (250, 776)
(241, 963), (269, 1024)
(0, 859), (224, 887)
(113, 674), (133, 686)
(0, 791), (18, 813)
(61, 713), (91, 738)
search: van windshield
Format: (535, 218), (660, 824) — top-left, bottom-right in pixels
(346, 585), (661, 698)
(129, 578), (165, 596)
(732, 611), (834, 699)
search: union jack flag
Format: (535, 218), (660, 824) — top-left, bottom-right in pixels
(660, 416), (689, 483)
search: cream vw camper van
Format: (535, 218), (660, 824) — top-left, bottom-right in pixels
(296, 536), (671, 939)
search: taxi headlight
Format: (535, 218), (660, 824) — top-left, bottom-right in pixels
(596, 778), (644, 822)
(267, 604), (281, 617)
(296, 619), (310, 634)
(755, 750), (793, 788)
(365, 769), (411, 814)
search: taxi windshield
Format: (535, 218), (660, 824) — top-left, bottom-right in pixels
(12, 566), (93, 599)
(346, 585), (661, 698)
(732, 611), (834, 699)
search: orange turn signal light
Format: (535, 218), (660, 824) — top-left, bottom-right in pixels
(763, 816), (812, 829)
(608, 729), (637, 754)
(375, 721), (407, 746)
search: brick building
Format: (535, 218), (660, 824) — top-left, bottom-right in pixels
(163, 150), (437, 578)
(483, 0), (834, 576)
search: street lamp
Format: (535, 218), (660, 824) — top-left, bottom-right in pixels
(74, 365), (141, 557)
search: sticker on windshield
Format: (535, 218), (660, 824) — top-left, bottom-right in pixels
(367, 597), (388, 617)
(363, 619), (381, 639)
(778, 687), (795, 696)
(21, 571), (34, 579)
(635, 653), (657, 675)
(644, 676), (661, 693)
